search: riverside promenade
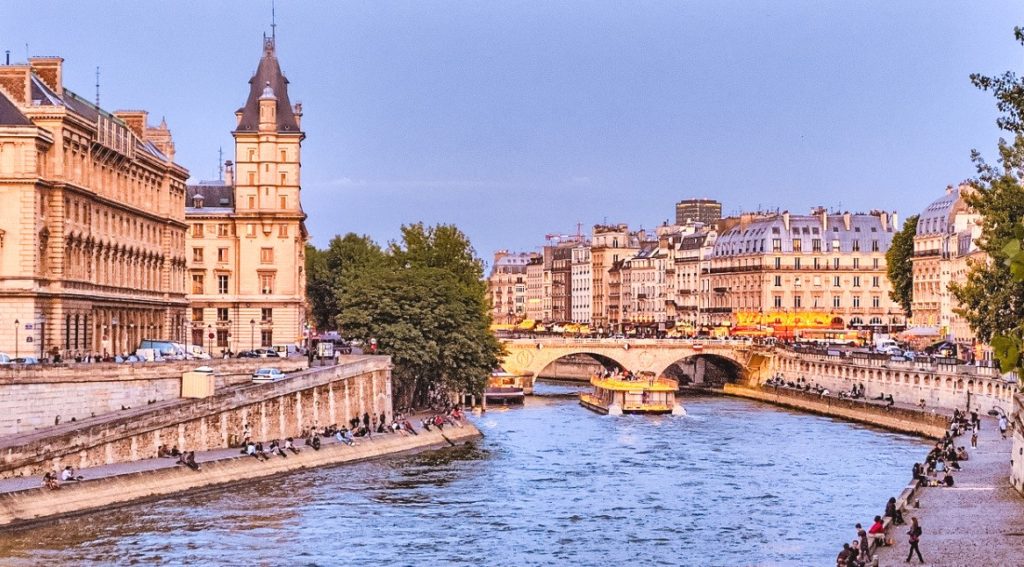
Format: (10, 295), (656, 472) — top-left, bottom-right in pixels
(873, 415), (1024, 566)
(0, 421), (481, 529)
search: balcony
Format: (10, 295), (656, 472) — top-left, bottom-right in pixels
(713, 287), (728, 293)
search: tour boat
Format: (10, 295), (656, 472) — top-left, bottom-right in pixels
(579, 372), (686, 416)
(484, 372), (533, 405)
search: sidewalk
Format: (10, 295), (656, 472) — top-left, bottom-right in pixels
(873, 416), (1024, 566)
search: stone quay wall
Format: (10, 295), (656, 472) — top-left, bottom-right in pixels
(771, 349), (1016, 413)
(0, 356), (389, 479)
(0, 357), (308, 437)
(0, 424), (481, 529)
(722, 384), (949, 438)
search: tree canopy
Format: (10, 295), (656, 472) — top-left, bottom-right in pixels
(886, 214), (918, 317)
(949, 27), (1024, 379)
(306, 224), (501, 407)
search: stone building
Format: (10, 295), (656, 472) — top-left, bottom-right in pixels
(671, 229), (717, 331)
(590, 224), (641, 332)
(910, 184), (985, 353)
(675, 198), (722, 227)
(705, 208), (903, 336)
(487, 250), (532, 324)
(524, 255), (545, 323)
(570, 242), (592, 324)
(186, 36), (308, 355)
(0, 56), (189, 358)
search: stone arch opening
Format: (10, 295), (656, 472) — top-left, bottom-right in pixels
(533, 352), (627, 383)
(660, 354), (746, 388)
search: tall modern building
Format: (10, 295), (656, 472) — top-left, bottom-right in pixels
(0, 56), (189, 358)
(675, 198), (722, 227)
(185, 35), (308, 354)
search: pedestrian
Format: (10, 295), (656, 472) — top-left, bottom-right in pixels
(855, 523), (870, 562)
(905, 517), (923, 563)
(999, 415), (1009, 439)
(971, 430), (978, 448)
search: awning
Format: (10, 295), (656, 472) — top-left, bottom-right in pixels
(517, 319), (536, 330)
(899, 326), (940, 337)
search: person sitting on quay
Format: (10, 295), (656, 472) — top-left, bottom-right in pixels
(285, 437), (300, 454)
(268, 440), (287, 458)
(245, 441), (258, 459)
(942, 471), (955, 487)
(255, 442), (270, 461)
(60, 465), (83, 482)
(867, 515), (887, 548)
(157, 444), (170, 458)
(169, 445), (181, 458)
(911, 463), (927, 486)
(184, 451), (200, 471)
(42, 471), (60, 490)
(854, 523), (870, 563)
(307, 434), (321, 451)
(402, 419), (418, 436)
(956, 446), (969, 461)
(885, 496), (904, 526)
(336, 427), (356, 446)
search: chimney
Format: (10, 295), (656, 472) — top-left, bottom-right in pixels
(145, 117), (176, 161)
(113, 110), (148, 138)
(224, 160), (234, 186)
(293, 102), (302, 129)
(945, 184), (954, 195)
(235, 109), (244, 127)
(0, 65), (31, 104)
(28, 56), (63, 97)
(891, 211), (899, 231)
(843, 212), (852, 231)
(878, 211), (889, 232)
(782, 211), (791, 232)
(819, 208), (827, 233)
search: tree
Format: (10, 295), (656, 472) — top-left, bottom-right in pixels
(949, 27), (1024, 379)
(308, 224), (501, 407)
(886, 215), (918, 316)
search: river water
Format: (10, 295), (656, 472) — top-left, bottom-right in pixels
(0, 383), (929, 566)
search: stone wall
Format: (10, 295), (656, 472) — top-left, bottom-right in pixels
(0, 356), (386, 479)
(0, 357), (307, 437)
(723, 384), (950, 438)
(0, 424), (481, 529)
(1012, 394), (1024, 497)
(771, 349), (1015, 413)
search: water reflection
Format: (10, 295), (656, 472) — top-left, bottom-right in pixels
(0, 385), (929, 566)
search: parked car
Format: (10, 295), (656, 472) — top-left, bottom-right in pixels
(236, 350), (260, 359)
(0, 353), (11, 365)
(12, 357), (39, 365)
(251, 368), (285, 383)
(255, 348), (281, 358)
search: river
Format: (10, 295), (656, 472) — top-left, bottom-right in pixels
(0, 382), (929, 566)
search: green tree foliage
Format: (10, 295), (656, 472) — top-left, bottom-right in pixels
(307, 224), (501, 407)
(886, 215), (918, 316)
(949, 27), (1024, 380)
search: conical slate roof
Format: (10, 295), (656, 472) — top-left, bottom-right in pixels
(234, 36), (300, 133)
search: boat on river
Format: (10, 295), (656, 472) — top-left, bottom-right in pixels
(579, 372), (686, 416)
(484, 372), (533, 405)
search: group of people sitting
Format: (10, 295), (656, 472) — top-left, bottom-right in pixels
(836, 498), (904, 566)
(837, 383), (868, 400)
(242, 438), (301, 461)
(41, 466), (84, 490)
(871, 392), (897, 407)
(913, 430), (969, 488)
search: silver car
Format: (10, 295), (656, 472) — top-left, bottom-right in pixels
(251, 368), (285, 383)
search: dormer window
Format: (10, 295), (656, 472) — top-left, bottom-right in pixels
(192, 194), (204, 208)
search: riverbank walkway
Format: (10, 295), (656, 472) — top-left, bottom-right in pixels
(873, 415), (1024, 566)
(0, 419), (459, 496)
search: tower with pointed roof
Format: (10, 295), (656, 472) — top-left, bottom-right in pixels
(185, 34), (308, 354)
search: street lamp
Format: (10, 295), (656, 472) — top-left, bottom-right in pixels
(250, 319), (256, 351)
(38, 314), (45, 360)
(207, 324), (212, 356)
(13, 319), (18, 359)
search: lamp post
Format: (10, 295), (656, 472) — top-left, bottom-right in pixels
(13, 319), (19, 359)
(38, 314), (45, 360)
(250, 319), (256, 351)
(184, 320), (190, 356)
(207, 324), (212, 356)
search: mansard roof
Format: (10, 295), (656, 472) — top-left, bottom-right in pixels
(0, 90), (31, 126)
(186, 183), (235, 213)
(234, 37), (300, 134)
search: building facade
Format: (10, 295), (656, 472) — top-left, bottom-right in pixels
(486, 250), (532, 324)
(590, 224), (640, 331)
(706, 209), (903, 336)
(524, 255), (545, 323)
(186, 37), (308, 355)
(0, 56), (189, 358)
(570, 243), (592, 324)
(675, 198), (722, 227)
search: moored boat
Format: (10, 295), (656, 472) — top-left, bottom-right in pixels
(484, 372), (533, 405)
(579, 372), (685, 416)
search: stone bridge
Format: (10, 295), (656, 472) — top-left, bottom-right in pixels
(499, 338), (774, 385)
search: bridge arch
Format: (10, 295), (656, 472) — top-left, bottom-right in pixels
(658, 353), (747, 387)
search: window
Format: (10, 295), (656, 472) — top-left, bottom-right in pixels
(872, 296), (881, 308)
(873, 258), (879, 270)
(280, 149), (287, 161)
(794, 295), (802, 308)
(216, 329), (228, 348)
(191, 274), (204, 294)
(813, 257), (820, 269)
(852, 240), (860, 252)
(261, 307), (272, 322)
(853, 258), (860, 269)
(260, 247), (274, 264)
(853, 276), (861, 287)
(260, 273), (275, 295)
(812, 239), (821, 252)
(872, 276), (880, 288)
(261, 329), (273, 348)
(248, 172), (256, 186)
(218, 223), (230, 237)
(833, 257), (840, 269)
(794, 257), (801, 270)
(774, 257), (781, 269)
(774, 295), (783, 308)
(813, 276), (821, 287)
(794, 276), (802, 287)
(217, 308), (229, 322)
(833, 276), (841, 287)
(246, 224), (256, 237)
(279, 224), (289, 237)
(248, 195), (256, 208)
(217, 248), (229, 263)
(192, 308), (203, 321)
(280, 175), (286, 187)
(852, 296), (861, 308)
(192, 223), (204, 238)
(218, 275), (229, 294)
(248, 149), (256, 161)
(774, 275), (782, 286)
(792, 239), (802, 252)
(192, 248), (204, 263)
(871, 240), (880, 252)
(833, 295), (841, 308)
(772, 238), (782, 252)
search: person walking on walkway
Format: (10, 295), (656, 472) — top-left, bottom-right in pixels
(905, 517), (923, 563)
(999, 415), (1009, 439)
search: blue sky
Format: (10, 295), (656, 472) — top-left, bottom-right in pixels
(2, 1), (1021, 264)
